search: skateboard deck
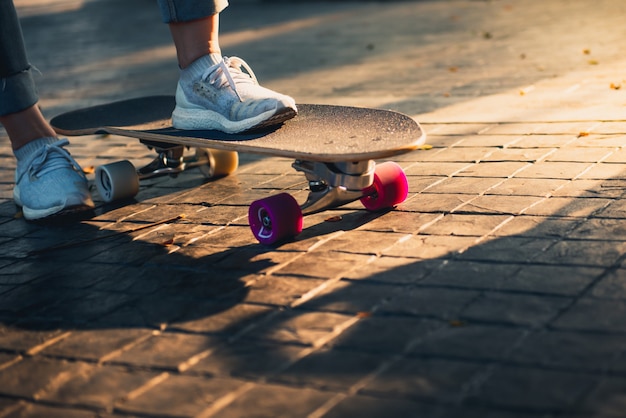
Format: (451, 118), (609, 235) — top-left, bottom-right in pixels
(50, 95), (425, 162)
(50, 96), (426, 245)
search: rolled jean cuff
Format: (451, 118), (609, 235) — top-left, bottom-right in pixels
(158, 0), (229, 23)
(0, 68), (38, 116)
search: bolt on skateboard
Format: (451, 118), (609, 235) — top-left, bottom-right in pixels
(51, 95), (426, 245)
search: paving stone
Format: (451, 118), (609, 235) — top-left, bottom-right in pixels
(581, 377), (626, 418)
(523, 197), (611, 217)
(2, 403), (97, 418)
(191, 341), (304, 379)
(461, 291), (571, 327)
(328, 316), (442, 354)
(36, 363), (160, 410)
(360, 357), (485, 403)
(590, 268), (626, 300)
(116, 374), (245, 417)
(458, 236), (555, 264)
(509, 330), (626, 373)
(273, 347), (385, 391)
(40, 328), (153, 362)
(322, 394), (443, 418)
(215, 383), (333, 418)
(379, 286), (480, 321)
(535, 239), (626, 267)
(553, 298), (626, 333)
(243, 309), (354, 346)
(424, 176), (504, 195)
(411, 323), (528, 362)
(273, 251), (373, 279)
(420, 213), (511, 236)
(341, 256), (440, 285)
(425, 260), (600, 296)
(491, 215), (582, 238)
(455, 195), (545, 215)
(486, 178), (569, 196)
(469, 365), (598, 412)
(103, 331), (218, 371)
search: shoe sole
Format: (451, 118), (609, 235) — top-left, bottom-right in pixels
(173, 106), (297, 133)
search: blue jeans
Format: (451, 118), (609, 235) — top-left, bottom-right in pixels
(158, 0), (229, 23)
(0, 0), (38, 116)
(0, 0), (229, 117)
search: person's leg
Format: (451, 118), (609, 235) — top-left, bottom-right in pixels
(0, 0), (93, 220)
(157, 0), (297, 133)
(168, 14), (220, 69)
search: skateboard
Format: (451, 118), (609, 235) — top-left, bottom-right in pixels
(51, 95), (426, 245)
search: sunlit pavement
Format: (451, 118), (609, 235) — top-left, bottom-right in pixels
(1, 0), (626, 416)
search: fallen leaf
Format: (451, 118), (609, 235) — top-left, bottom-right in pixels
(588, 59), (599, 65)
(357, 311), (372, 318)
(577, 131), (590, 138)
(610, 83), (622, 90)
(448, 66), (458, 73)
(82, 165), (95, 175)
(160, 238), (175, 247)
(583, 48), (591, 55)
(325, 215), (343, 223)
(417, 144), (433, 150)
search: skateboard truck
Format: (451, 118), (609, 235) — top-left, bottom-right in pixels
(293, 160), (375, 215)
(137, 144), (189, 179)
(93, 145), (238, 203)
(248, 160), (409, 246)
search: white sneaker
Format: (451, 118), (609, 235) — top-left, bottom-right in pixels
(13, 138), (94, 220)
(172, 54), (297, 133)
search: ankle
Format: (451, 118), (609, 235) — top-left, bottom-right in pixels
(14, 136), (58, 163)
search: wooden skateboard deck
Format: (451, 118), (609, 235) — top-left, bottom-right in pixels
(50, 96), (425, 163)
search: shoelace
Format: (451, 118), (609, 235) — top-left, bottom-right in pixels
(27, 139), (85, 180)
(201, 56), (259, 102)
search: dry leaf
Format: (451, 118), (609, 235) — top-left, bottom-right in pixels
(160, 238), (175, 247)
(417, 144), (433, 150)
(588, 59), (599, 65)
(357, 311), (372, 318)
(577, 131), (590, 138)
(448, 66), (458, 73)
(583, 48), (591, 55)
(610, 83), (622, 90)
(82, 165), (95, 175)
(325, 215), (343, 223)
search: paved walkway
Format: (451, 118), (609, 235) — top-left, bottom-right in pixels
(2, 0), (626, 416)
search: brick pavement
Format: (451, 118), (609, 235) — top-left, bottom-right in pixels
(1, 0), (626, 416)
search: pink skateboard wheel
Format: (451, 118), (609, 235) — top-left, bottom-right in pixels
(360, 162), (409, 211)
(249, 193), (303, 245)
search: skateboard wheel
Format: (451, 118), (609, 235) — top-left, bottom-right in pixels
(360, 161), (409, 211)
(249, 193), (303, 245)
(95, 160), (140, 203)
(196, 148), (239, 178)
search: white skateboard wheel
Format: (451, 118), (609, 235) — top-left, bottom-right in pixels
(196, 148), (239, 178)
(95, 160), (139, 203)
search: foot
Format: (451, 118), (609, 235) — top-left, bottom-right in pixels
(172, 54), (297, 133)
(13, 138), (94, 220)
